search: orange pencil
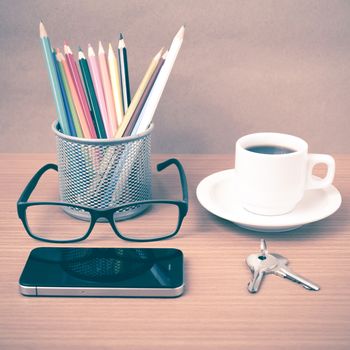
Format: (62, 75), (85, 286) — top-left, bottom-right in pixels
(58, 51), (91, 138)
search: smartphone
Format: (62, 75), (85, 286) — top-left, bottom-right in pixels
(19, 247), (184, 297)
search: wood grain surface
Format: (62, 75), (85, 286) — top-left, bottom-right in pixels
(0, 154), (349, 350)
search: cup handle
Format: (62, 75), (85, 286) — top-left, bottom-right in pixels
(306, 154), (335, 190)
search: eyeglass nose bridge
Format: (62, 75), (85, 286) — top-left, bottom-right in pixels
(90, 208), (116, 224)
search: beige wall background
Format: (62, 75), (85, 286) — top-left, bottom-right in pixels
(0, 0), (349, 153)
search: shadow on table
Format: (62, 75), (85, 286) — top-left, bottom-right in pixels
(201, 203), (348, 242)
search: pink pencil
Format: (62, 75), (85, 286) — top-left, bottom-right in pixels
(57, 50), (89, 138)
(87, 44), (111, 137)
(64, 44), (97, 139)
(98, 41), (118, 136)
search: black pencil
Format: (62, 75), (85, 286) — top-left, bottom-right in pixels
(118, 33), (131, 113)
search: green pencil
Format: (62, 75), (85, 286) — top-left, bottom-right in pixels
(78, 49), (107, 138)
(56, 50), (83, 138)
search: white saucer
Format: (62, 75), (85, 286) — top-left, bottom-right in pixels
(196, 169), (342, 232)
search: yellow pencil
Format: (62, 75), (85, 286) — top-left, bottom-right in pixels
(114, 48), (163, 138)
(108, 43), (124, 127)
(98, 41), (118, 136)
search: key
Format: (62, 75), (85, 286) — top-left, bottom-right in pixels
(260, 238), (268, 257)
(272, 254), (320, 291)
(246, 240), (320, 293)
(246, 243), (279, 293)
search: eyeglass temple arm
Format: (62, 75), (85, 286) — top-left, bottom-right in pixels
(18, 163), (58, 203)
(18, 160), (188, 203)
(156, 158), (188, 204)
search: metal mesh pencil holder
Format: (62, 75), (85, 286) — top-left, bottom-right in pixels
(53, 121), (153, 221)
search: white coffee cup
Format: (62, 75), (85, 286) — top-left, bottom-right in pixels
(235, 132), (335, 215)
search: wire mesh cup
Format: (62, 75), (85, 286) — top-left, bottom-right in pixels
(53, 121), (153, 221)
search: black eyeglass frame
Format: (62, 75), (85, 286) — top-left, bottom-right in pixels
(17, 158), (189, 243)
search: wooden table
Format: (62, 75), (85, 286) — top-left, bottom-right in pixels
(1, 154), (349, 349)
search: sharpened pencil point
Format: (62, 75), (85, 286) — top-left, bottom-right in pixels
(64, 44), (72, 55)
(162, 50), (168, 59)
(98, 41), (104, 54)
(155, 47), (164, 60)
(56, 51), (64, 61)
(118, 35), (126, 49)
(119, 33), (123, 40)
(175, 26), (185, 41)
(39, 21), (47, 38)
(78, 50), (85, 60)
(108, 43), (114, 56)
(88, 45), (95, 56)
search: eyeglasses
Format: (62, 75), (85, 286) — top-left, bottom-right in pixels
(17, 158), (188, 243)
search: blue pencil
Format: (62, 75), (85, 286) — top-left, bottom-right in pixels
(52, 49), (76, 136)
(39, 21), (70, 135)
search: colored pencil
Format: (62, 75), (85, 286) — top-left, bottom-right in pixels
(134, 26), (185, 134)
(39, 22), (70, 135)
(52, 49), (76, 136)
(108, 43), (124, 127)
(118, 34), (131, 113)
(128, 51), (167, 136)
(87, 44), (110, 137)
(78, 49), (107, 138)
(59, 50), (91, 138)
(114, 48), (164, 138)
(56, 51), (83, 138)
(98, 41), (118, 137)
(96, 48), (163, 197)
(64, 44), (97, 138)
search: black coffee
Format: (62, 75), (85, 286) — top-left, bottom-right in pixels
(246, 145), (296, 155)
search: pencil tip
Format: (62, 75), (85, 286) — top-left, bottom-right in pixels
(156, 47), (164, 58)
(78, 46), (82, 51)
(39, 21), (47, 37)
(88, 45), (95, 56)
(78, 50), (85, 59)
(175, 25), (185, 40)
(98, 41), (104, 54)
(64, 44), (72, 55)
(119, 33), (123, 40)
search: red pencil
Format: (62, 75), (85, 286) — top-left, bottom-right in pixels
(64, 43), (97, 138)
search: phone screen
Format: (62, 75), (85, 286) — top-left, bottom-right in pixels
(20, 247), (183, 289)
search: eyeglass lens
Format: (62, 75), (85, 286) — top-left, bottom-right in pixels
(25, 204), (91, 241)
(25, 202), (180, 241)
(113, 203), (180, 240)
